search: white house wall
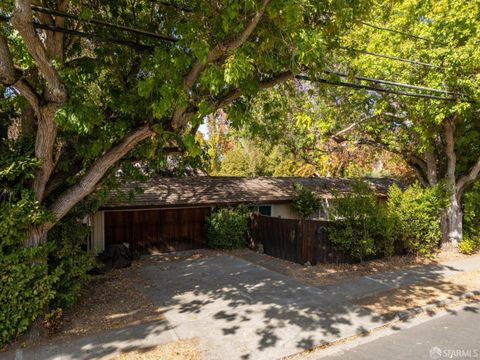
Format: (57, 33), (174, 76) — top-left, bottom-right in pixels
(271, 203), (301, 219)
(270, 200), (330, 220)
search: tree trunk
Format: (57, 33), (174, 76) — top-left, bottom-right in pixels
(442, 191), (463, 249)
(25, 225), (48, 247)
(442, 119), (461, 250)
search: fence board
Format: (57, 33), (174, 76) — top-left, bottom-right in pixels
(251, 214), (349, 265)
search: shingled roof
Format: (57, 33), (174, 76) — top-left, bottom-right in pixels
(101, 176), (399, 210)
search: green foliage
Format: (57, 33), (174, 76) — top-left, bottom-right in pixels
(1, 0), (374, 347)
(215, 141), (268, 176)
(0, 192), (55, 345)
(291, 183), (321, 219)
(0, 212), (96, 345)
(329, 181), (393, 261)
(0, 245), (56, 346)
(47, 217), (97, 309)
(0, 194), (95, 346)
(458, 235), (480, 255)
(0, 144), (95, 345)
(463, 182), (480, 238)
(387, 184), (448, 256)
(206, 206), (251, 249)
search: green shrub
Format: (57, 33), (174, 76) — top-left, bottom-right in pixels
(0, 193), (95, 346)
(48, 216), (97, 309)
(206, 205), (251, 249)
(291, 183), (321, 218)
(329, 181), (394, 261)
(463, 182), (480, 239)
(0, 194), (57, 346)
(387, 183), (447, 256)
(459, 235), (480, 255)
(0, 138), (95, 345)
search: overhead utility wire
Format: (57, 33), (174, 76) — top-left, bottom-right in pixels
(149, 5), (442, 47)
(295, 75), (465, 102)
(31, 5), (176, 42)
(28, 6), (447, 71)
(359, 21), (446, 46)
(2, 9), (466, 101)
(0, 14), (153, 51)
(339, 46), (442, 69)
(323, 70), (459, 95)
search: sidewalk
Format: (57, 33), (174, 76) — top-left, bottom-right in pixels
(316, 256), (480, 300)
(2, 254), (480, 360)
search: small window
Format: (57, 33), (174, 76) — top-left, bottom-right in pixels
(258, 205), (272, 216)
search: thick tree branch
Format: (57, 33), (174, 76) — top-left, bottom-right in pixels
(10, 0), (70, 200)
(13, 79), (41, 114)
(212, 71), (293, 110)
(11, 0), (67, 103)
(32, 103), (59, 201)
(424, 150), (438, 185)
(0, 33), (42, 128)
(329, 114), (379, 142)
(457, 155), (480, 191)
(354, 137), (429, 185)
(47, 124), (153, 225)
(0, 35), (17, 85)
(444, 119), (456, 185)
(172, 0), (270, 129)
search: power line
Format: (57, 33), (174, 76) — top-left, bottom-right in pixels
(11, 6), (447, 72)
(323, 70), (459, 95)
(359, 21), (446, 46)
(30, 6), (444, 71)
(296, 75), (465, 102)
(339, 46), (443, 69)
(2, 9), (466, 101)
(31, 5), (177, 43)
(0, 14), (153, 51)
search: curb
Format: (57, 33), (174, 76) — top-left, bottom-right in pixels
(396, 289), (480, 321)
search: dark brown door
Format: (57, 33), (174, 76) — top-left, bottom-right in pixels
(104, 207), (210, 253)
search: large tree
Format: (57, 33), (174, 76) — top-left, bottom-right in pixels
(217, 82), (414, 179)
(221, 0), (480, 248)
(326, 0), (480, 247)
(0, 0), (369, 246)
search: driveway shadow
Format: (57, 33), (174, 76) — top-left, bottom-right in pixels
(2, 252), (472, 360)
(132, 253), (471, 360)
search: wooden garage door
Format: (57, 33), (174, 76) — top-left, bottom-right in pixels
(104, 207), (210, 253)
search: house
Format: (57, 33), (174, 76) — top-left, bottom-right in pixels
(90, 176), (398, 253)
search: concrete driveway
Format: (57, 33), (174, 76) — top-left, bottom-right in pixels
(3, 252), (480, 360)
(136, 253), (390, 360)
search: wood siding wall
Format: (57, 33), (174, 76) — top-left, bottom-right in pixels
(104, 207), (210, 253)
(250, 214), (349, 265)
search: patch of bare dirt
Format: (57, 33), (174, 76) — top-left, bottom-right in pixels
(353, 269), (480, 316)
(52, 267), (161, 342)
(104, 338), (201, 360)
(30, 250), (207, 347)
(227, 248), (478, 286)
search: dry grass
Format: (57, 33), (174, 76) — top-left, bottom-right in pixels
(33, 251), (206, 346)
(228, 249), (478, 286)
(353, 269), (480, 316)
(52, 267), (163, 342)
(105, 338), (201, 360)
(227, 249), (449, 286)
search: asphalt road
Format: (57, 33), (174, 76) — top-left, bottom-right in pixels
(321, 302), (480, 360)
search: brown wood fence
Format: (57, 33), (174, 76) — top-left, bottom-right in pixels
(250, 214), (349, 265)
